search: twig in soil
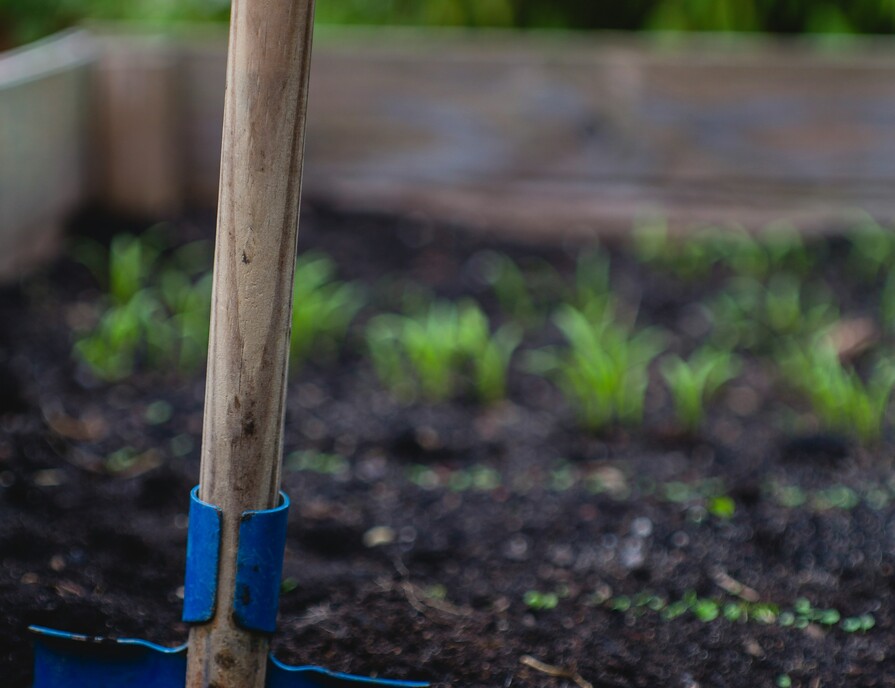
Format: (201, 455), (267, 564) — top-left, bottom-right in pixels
(392, 559), (471, 619)
(711, 569), (760, 602)
(519, 655), (593, 688)
(394, 578), (471, 620)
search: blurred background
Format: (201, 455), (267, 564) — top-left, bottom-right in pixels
(6, 0), (895, 46)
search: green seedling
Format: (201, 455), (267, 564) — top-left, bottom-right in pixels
(882, 269), (895, 334)
(104, 447), (140, 474)
(811, 485), (860, 511)
(700, 223), (813, 278)
(367, 299), (520, 403)
(780, 339), (895, 443)
(407, 463), (500, 492)
(767, 480), (892, 512)
(759, 221), (815, 276)
(477, 251), (543, 328)
(707, 495), (736, 519)
(846, 212), (895, 281)
(659, 346), (741, 433)
(841, 614), (876, 633)
(280, 577), (299, 594)
(405, 460), (743, 519)
(159, 269), (213, 372)
(631, 217), (714, 281)
(74, 290), (175, 381)
(290, 252), (365, 368)
(453, 465), (498, 492)
(367, 301), (463, 401)
(286, 450), (349, 476)
(456, 301), (523, 403)
(632, 217), (815, 281)
(523, 590), (559, 611)
(528, 304), (665, 431)
(706, 274), (837, 351)
(691, 598), (720, 622)
(573, 247), (614, 318)
(607, 589), (872, 634)
(700, 225), (768, 277)
(73, 235), (213, 380)
(144, 400), (173, 425)
(74, 234), (360, 380)
(74, 230), (164, 305)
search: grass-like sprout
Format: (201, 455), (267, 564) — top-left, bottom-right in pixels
(366, 299), (520, 403)
(845, 212), (895, 282)
(73, 291), (171, 380)
(159, 270), (213, 372)
(73, 234), (360, 380)
(632, 218), (814, 281)
(476, 251), (566, 330)
(478, 251), (540, 328)
(706, 274), (837, 351)
(779, 339), (895, 443)
(529, 304), (665, 431)
(632, 217), (713, 281)
(660, 346), (741, 434)
(882, 270), (895, 335)
(290, 252), (365, 369)
(573, 247), (614, 319)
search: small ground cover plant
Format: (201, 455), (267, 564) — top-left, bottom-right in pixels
(632, 219), (814, 282)
(72, 229), (211, 380)
(779, 338), (895, 443)
(22, 210), (895, 688)
(366, 298), (521, 403)
(528, 303), (665, 431)
(597, 589), (875, 634)
(845, 212), (895, 282)
(290, 251), (365, 369)
(705, 274), (838, 352)
(71, 233), (363, 380)
(660, 346), (741, 434)
(475, 251), (564, 330)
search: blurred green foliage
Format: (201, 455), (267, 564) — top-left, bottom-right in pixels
(6, 0), (895, 47)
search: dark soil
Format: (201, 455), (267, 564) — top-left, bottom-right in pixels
(1, 205), (894, 688)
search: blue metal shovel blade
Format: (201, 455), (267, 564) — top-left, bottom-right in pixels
(31, 626), (429, 688)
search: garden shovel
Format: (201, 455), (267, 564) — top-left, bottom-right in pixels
(30, 1), (427, 687)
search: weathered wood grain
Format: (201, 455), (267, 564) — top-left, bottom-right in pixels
(185, 2), (315, 687)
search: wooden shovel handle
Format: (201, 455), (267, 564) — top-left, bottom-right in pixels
(186, 1), (316, 686)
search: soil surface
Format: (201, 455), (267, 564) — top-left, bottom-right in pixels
(1, 205), (894, 688)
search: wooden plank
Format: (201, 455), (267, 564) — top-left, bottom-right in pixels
(0, 30), (96, 280)
(94, 34), (182, 216)
(7, 27), (895, 255)
(170, 29), (895, 234)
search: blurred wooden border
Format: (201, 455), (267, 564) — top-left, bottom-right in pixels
(4, 27), (895, 280)
(0, 30), (96, 280)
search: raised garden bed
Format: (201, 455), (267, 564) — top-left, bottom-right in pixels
(1, 206), (895, 687)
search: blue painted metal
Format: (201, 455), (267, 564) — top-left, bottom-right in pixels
(234, 492), (290, 632)
(31, 626), (186, 688)
(267, 655), (428, 688)
(32, 487), (429, 687)
(30, 627), (429, 688)
(181, 486), (222, 624)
